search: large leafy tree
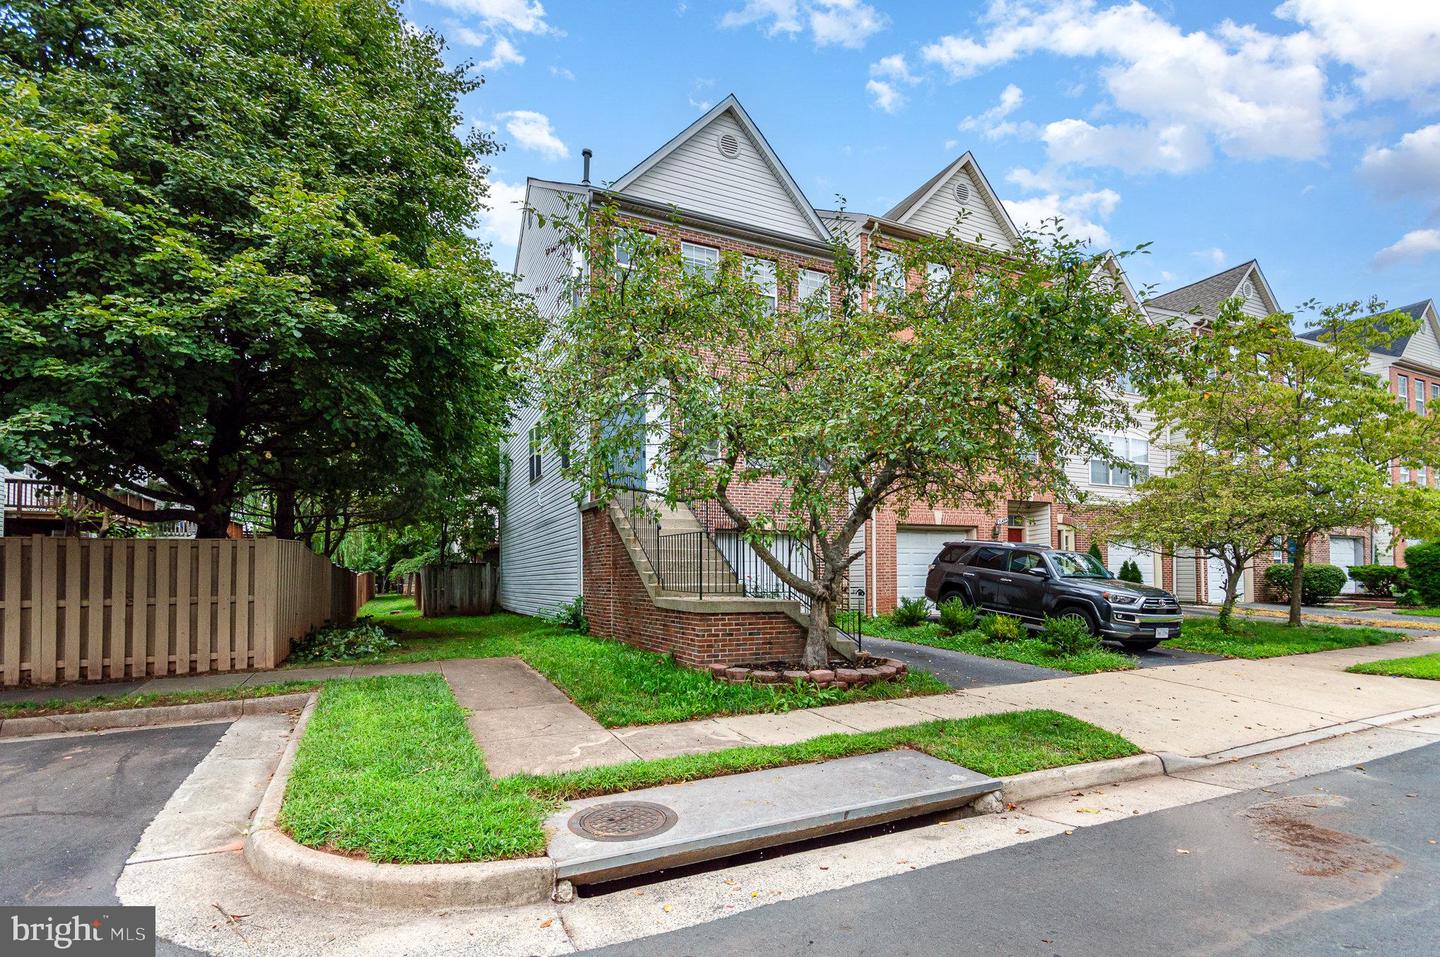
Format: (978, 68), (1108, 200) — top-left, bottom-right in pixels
(0, 0), (534, 537)
(537, 207), (1177, 668)
(1110, 299), (1440, 627)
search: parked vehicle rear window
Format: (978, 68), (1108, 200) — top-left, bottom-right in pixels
(970, 546), (1008, 570)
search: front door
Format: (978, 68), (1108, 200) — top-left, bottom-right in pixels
(999, 549), (1048, 620)
(1005, 525), (1025, 543)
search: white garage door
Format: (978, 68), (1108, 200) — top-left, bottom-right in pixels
(1331, 536), (1364, 594)
(1107, 540), (1157, 587)
(895, 528), (974, 602)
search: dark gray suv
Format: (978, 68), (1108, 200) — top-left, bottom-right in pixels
(923, 541), (1182, 652)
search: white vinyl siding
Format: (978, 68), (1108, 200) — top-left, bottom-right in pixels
(903, 168), (1012, 251)
(896, 527), (974, 602)
(1174, 547), (1198, 602)
(1401, 304), (1440, 368)
(621, 111), (824, 242)
(1237, 277), (1270, 317)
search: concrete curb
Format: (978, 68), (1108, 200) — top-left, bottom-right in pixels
(0, 693), (313, 739)
(242, 695), (555, 909)
(998, 753), (1164, 804)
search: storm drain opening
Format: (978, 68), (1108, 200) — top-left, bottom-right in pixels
(567, 801), (679, 842)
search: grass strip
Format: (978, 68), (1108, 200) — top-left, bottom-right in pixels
(847, 613), (1137, 675)
(1346, 653), (1440, 680)
(1162, 619), (1406, 659)
(0, 680), (325, 720)
(279, 674), (1141, 864)
(319, 595), (948, 727)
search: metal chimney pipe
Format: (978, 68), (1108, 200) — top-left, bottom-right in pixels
(581, 148), (592, 185)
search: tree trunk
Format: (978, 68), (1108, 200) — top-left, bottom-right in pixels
(195, 503), (232, 539)
(802, 593), (833, 670)
(1288, 538), (1308, 626)
(1218, 562), (1243, 633)
(273, 486), (296, 540)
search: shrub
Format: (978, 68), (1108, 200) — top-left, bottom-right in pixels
(1088, 542), (1105, 563)
(289, 619), (398, 663)
(1040, 615), (1101, 656)
(980, 612), (1025, 643)
(1346, 564), (1409, 598)
(1263, 563), (1347, 605)
(542, 596), (589, 633)
(1402, 540), (1440, 606)
(937, 598), (977, 636)
(1397, 588), (1425, 608)
(893, 596), (932, 628)
(1118, 559), (1144, 584)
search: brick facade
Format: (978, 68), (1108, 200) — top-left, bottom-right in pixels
(581, 505), (806, 667)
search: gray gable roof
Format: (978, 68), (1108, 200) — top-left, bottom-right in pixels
(1299, 299), (1435, 358)
(1144, 261), (1258, 315)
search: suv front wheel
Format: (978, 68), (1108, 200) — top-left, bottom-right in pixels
(1056, 606), (1098, 636)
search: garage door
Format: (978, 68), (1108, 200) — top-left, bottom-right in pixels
(1107, 540), (1157, 587)
(1331, 536), (1364, 594)
(895, 528), (974, 602)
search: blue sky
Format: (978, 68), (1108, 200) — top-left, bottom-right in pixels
(407, 0), (1440, 316)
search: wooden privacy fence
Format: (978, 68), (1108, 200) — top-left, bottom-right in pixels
(0, 536), (358, 687)
(417, 562), (495, 617)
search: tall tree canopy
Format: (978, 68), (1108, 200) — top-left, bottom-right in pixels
(0, 0), (535, 537)
(538, 206), (1177, 667)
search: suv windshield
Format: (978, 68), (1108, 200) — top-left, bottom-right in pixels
(1051, 551), (1110, 578)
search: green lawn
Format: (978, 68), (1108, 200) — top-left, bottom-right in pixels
(0, 679), (325, 720)
(1393, 607), (1440, 618)
(312, 595), (947, 727)
(1347, 653), (1440, 680)
(849, 613), (1138, 675)
(1163, 618), (1406, 659)
(280, 673), (1141, 863)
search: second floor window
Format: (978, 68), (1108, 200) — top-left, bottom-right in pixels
(1416, 379), (1427, 416)
(876, 250), (905, 305)
(528, 426), (543, 482)
(682, 241), (719, 281)
(926, 262), (951, 300)
(744, 256), (777, 314)
(1398, 375), (1409, 407)
(1090, 435), (1149, 487)
(798, 268), (829, 306)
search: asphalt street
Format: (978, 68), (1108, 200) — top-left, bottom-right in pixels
(0, 722), (229, 956)
(584, 741), (1440, 957)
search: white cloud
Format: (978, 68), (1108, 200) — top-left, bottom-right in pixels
(1373, 229), (1440, 269)
(918, 1), (1330, 173)
(549, 65), (575, 81)
(959, 83), (1026, 140)
(475, 177), (527, 264)
(497, 110), (568, 160)
(722, 0), (886, 48)
(1276, 1), (1440, 104)
(478, 35), (524, 69)
(1360, 123), (1440, 206)
(435, 0), (552, 34)
(1002, 188), (1120, 247)
(1193, 247), (1229, 269)
(866, 53), (917, 112)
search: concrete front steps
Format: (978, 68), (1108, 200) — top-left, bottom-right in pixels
(544, 750), (1001, 885)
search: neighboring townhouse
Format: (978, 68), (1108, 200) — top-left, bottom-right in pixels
(1302, 298), (1440, 575)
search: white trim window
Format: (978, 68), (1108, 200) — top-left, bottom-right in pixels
(1416, 378), (1427, 416)
(681, 241), (719, 281)
(876, 250), (905, 305)
(1399, 464), (1411, 485)
(527, 426), (544, 482)
(744, 256), (778, 314)
(798, 268), (828, 306)
(926, 262), (951, 300)
(1090, 435), (1149, 487)
(1397, 374), (1409, 406)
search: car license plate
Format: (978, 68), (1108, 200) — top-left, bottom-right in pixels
(1155, 628), (1169, 639)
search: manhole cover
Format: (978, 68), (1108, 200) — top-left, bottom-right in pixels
(568, 801), (678, 841)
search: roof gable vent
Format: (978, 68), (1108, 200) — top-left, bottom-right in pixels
(954, 181), (971, 205)
(717, 131), (741, 160)
(1241, 280), (1255, 298)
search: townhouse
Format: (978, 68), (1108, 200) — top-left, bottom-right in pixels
(1302, 298), (1440, 575)
(499, 94), (1192, 660)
